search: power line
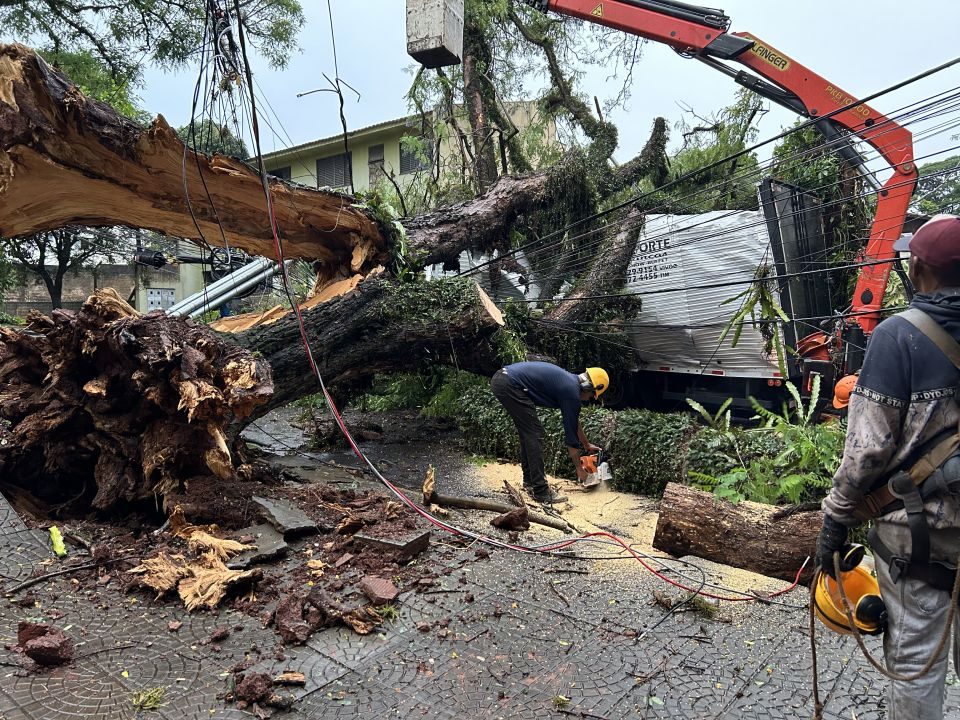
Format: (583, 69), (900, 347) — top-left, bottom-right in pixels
(456, 58), (960, 279)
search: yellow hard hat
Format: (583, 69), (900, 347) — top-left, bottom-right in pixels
(585, 367), (609, 398)
(813, 548), (886, 636)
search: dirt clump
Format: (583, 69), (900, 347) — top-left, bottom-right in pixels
(491, 506), (530, 531)
(234, 671), (274, 706)
(14, 622), (74, 666)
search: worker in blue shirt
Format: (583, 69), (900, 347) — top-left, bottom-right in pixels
(490, 361), (609, 505)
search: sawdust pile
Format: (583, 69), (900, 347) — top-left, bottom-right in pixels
(466, 460), (794, 612)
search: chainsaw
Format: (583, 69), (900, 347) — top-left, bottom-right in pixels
(580, 449), (612, 490)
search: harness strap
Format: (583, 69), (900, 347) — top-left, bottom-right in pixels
(869, 526), (959, 592)
(853, 432), (960, 522)
(900, 307), (960, 370)
(888, 471), (931, 566)
(853, 308), (960, 526)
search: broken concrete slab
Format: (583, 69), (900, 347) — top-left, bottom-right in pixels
(354, 529), (430, 560)
(359, 575), (399, 605)
(227, 524), (289, 570)
(253, 496), (321, 538)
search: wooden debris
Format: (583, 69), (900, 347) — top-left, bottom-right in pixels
(273, 672), (307, 687)
(177, 551), (261, 612)
(422, 472), (573, 533)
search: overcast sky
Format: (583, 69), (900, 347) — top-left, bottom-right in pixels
(133, 1), (960, 173)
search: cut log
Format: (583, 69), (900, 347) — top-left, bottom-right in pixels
(0, 279), (504, 513)
(0, 44), (386, 284)
(652, 482), (821, 582)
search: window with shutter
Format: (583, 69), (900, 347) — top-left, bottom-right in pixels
(316, 152), (352, 189)
(270, 166), (291, 181)
(399, 139), (432, 175)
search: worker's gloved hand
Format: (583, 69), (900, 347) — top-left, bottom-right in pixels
(817, 514), (849, 578)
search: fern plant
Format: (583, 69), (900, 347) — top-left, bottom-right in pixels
(689, 377), (845, 504)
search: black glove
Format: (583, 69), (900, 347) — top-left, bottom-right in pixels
(816, 514), (849, 578)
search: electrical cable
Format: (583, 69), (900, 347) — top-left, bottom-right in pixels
(226, 8), (811, 607)
(456, 65), (960, 279)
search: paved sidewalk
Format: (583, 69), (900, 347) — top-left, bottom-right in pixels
(1, 489), (957, 719)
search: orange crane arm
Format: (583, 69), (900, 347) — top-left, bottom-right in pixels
(530, 0), (917, 333)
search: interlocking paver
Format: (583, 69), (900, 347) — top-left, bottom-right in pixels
(2, 483), (960, 720)
(0, 492), (27, 537)
(0, 529), (51, 582)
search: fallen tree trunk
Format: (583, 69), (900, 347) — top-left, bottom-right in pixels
(652, 482), (820, 582)
(0, 44), (386, 284)
(0, 279), (504, 513)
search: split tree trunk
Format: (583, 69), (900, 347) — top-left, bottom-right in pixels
(652, 482), (821, 582)
(0, 44), (386, 286)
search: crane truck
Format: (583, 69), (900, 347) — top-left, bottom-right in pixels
(523, 0), (918, 410)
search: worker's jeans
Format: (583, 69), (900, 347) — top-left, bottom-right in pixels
(490, 369), (548, 497)
(876, 553), (960, 719)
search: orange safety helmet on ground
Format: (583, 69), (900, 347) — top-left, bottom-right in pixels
(832, 375), (858, 409)
(813, 546), (886, 636)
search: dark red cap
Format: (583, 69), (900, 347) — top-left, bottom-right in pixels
(895, 214), (960, 268)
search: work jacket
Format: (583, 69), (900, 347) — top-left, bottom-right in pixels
(823, 290), (960, 557)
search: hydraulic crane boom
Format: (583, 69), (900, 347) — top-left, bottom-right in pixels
(527, 0), (917, 338)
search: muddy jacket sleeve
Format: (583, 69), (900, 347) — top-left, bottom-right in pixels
(822, 324), (910, 526)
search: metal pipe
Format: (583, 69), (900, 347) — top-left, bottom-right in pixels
(185, 262), (281, 318)
(167, 257), (273, 316)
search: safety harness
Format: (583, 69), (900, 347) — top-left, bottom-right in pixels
(854, 307), (960, 592)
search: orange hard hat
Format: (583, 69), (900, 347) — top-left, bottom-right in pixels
(833, 375), (858, 409)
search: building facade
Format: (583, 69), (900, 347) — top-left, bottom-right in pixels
(259, 102), (557, 194)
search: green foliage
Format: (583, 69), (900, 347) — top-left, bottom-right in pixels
(361, 373), (438, 413)
(378, 278), (479, 325)
(664, 89), (766, 211)
(915, 154), (960, 215)
(38, 48), (149, 123)
(176, 120), (248, 158)
(686, 397), (732, 431)
(354, 190), (417, 280)
(0, 311), (25, 326)
(771, 121), (872, 309)
(6, 0), (303, 82)
(689, 379), (845, 504)
(718, 264), (789, 375)
(130, 687), (166, 712)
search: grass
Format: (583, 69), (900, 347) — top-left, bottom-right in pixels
(131, 687), (166, 712)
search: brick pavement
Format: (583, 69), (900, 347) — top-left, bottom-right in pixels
(1, 490), (957, 719)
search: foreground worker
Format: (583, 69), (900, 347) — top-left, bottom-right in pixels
(818, 214), (960, 719)
(490, 361), (608, 505)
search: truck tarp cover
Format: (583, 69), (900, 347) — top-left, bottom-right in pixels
(625, 211), (779, 378)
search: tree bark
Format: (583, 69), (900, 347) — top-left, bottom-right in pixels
(462, 26), (500, 192)
(652, 482), (820, 582)
(0, 44), (387, 285)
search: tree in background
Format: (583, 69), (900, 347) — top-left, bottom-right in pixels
(2, 0), (303, 82)
(666, 89), (767, 212)
(2, 49), (140, 308)
(915, 154), (960, 215)
(769, 120), (872, 311)
(4, 228), (130, 309)
(176, 119), (249, 159)
(407, 0), (652, 200)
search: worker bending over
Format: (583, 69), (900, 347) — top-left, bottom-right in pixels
(490, 361), (608, 505)
(818, 215), (960, 719)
